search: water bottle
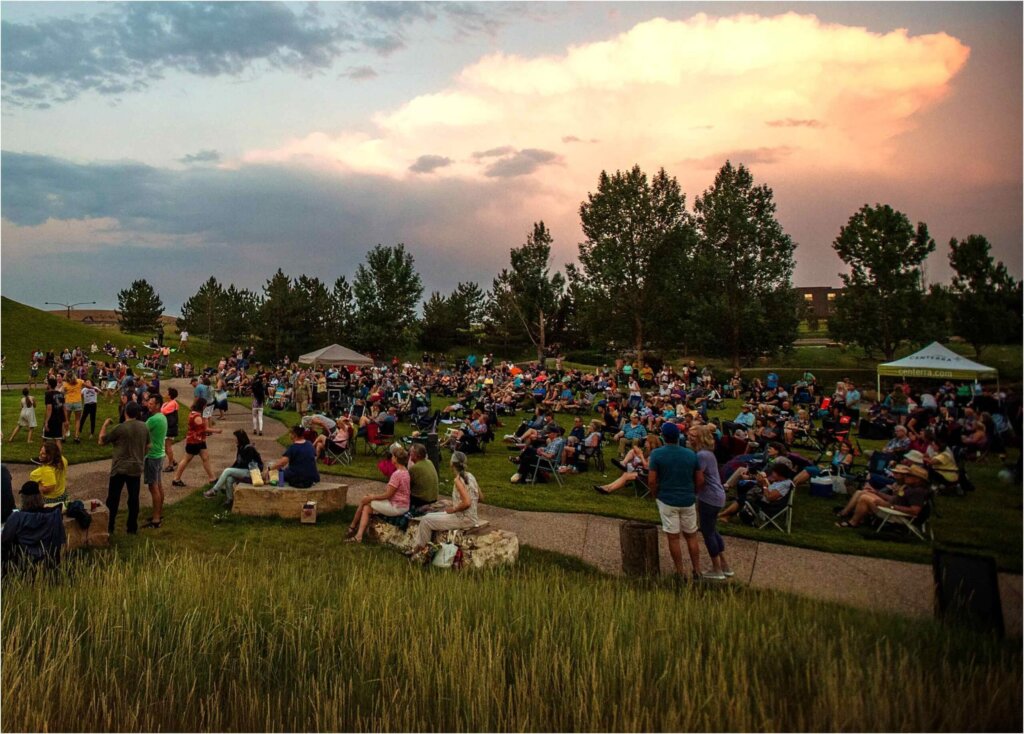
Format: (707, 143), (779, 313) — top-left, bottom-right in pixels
(278, 469), (286, 488)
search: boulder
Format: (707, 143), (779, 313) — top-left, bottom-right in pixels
(64, 500), (110, 550)
(368, 518), (518, 569)
(233, 483), (348, 519)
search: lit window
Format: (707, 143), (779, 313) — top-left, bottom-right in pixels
(804, 293), (814, 301)
(827, 292), (836, 301)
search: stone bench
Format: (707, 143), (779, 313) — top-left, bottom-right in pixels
(64, 501), (110, 551)
(370, 517), (518, 569)
(232, 482), (348, 520)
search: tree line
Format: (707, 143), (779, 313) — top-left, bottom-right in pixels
(115, 161), (1020, 365)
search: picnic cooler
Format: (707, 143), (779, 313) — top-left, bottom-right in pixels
(810, 474), (846, 498)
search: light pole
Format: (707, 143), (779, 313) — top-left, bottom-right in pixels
(45, 301), (97, 319)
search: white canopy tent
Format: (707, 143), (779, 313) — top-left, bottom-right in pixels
(876, 342), (999, 394)
(297, 343), (374, 367)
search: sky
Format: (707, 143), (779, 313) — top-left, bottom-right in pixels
(1, 1), (1021, 314)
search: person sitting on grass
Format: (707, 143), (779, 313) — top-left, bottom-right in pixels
(204, 430), (263, 508)
(263, 425), (320, 489)
(30, 441), (69, 506)
(408, 451), (483, 555)
(345, 446), (411, 543)
(834, 464), (929, 529)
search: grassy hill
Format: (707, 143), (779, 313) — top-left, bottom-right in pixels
(1, 297), (229, 382)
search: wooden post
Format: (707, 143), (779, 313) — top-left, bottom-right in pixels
(619, 521), (660, 577)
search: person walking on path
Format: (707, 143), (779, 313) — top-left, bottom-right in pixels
(161, 387), (180, 474)
(648, 422), (704, 581)
(144, 393), (168, 529)
(171, 397), (221, 487)
(251, 373), (266, 436)
(99, 401), (149, 535)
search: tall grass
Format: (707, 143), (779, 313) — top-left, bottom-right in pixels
(3, 545), (1020, 732)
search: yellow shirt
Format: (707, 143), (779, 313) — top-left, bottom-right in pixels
(64, 380), (83, 404)
(30, 457), (69, 500)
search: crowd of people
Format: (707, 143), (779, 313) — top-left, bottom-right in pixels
(3, 345), (1020, 579)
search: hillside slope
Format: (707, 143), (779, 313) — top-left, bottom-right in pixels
(1, 297), (226, 381)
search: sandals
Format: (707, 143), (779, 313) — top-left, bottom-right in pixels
(835, 520), (854, 528)
(142, 518), (163, 529)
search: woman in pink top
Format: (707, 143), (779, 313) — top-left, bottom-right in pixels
(345, 445), (411, 543)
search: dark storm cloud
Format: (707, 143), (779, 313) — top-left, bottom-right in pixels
(0, 150), (548, 311)
(1, 2), (510, 108)
(483, 149), (561, 178)
(408, 155), (453, 173)
(179, 149), (221, 165)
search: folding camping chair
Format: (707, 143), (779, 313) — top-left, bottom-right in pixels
(528, 454), (563, 486)
(873, 491), (935, 541)
(753, 490), (795, 534)
(363, 422), (392, 456)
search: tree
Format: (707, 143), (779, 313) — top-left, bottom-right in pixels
(574, 166), (693, 364)
(687, 162), (799, 368)
(117, 279), (164, 334)
(828, 204), (935, 360)
(351, 244), (423, 354)
(258, 269), (301, 360)
(947, 235), (1022, 357)
(295, 275), (334, 351)
(221, 285), (260, 344)
(420, 291), (455, 351)
(488, 222), (565, 364)
(327, 276), (357, 344)
(177, 277), (225, 340)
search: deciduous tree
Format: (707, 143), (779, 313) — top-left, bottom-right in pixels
(351, 244), (423, 354)
(948, 235), (1022, 357)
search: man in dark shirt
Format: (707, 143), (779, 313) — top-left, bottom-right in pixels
(649, 422), (704, 579)
(100, 401), (150, 534)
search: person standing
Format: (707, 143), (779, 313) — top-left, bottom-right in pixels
(63, 372), (84, 443)
(161, 387), (180, 473)
(144, 394), (168, 529)
(171, 397), (221, 487)
(688, 424), (732, 580)
(179, 329), (189, 353)
(648, 422), (704, 580)
(9, 388), (36, 444)
(251, 373), (266, 436)
(294, 374), (310, 416)
(99, 401), (149, 535)
(79, 380), (99, 438)
(42, 377), (66, 449)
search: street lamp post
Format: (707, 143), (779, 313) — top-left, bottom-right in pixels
(45, 301), (97, 319)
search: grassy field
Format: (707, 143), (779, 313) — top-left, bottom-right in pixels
(1, 492), (1020, 732)
(0, 297), (229, 383)
(0, 389), (190, 464)
(248, 398), (1023, 572)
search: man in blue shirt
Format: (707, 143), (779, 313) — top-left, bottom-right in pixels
(648, 422), (704, 579)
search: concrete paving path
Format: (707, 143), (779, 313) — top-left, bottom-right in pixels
(7, 377), (1020, 636)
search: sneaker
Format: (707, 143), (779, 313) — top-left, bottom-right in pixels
(702, 570), (727, 581)
(510, 473), (521, 483)
(203, 488), (218, 498)
(722, 569), (735, 578)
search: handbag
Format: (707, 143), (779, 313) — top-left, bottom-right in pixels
(431, 543), (459, 568)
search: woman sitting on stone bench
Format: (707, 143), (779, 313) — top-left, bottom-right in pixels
(345, 446), (411, 544)
(408, 451), (482, 554)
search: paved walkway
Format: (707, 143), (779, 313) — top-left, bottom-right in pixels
(8, 378), (1020, 636)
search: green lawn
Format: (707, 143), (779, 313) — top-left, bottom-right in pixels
(250, 397), (1022, 572)
(1, 490), (1019, 732)
(0, 389), (190, 464)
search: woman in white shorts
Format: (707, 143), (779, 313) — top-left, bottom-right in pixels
(345, 445), (411, 543)
(10, 388), (37, 443)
